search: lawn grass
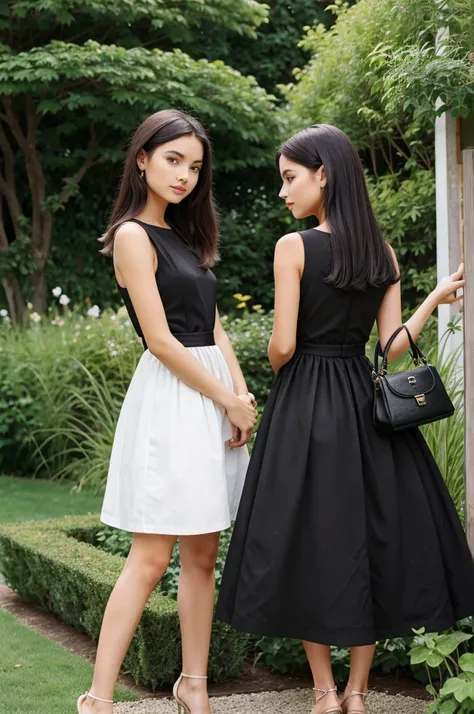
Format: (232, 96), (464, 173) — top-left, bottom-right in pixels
(0, 475), (102, 524)
(0, 609), (136, 713)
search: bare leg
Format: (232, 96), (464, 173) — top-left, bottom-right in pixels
(341, 645), (376, 713)
(176, 531), (221, 714)
(81, 533), (177, 713)
(303, 641), (341, 713)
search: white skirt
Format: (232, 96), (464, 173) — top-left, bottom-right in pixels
(101, 346), (249, 535)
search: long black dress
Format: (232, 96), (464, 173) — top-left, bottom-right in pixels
(216, 228), (474, 647)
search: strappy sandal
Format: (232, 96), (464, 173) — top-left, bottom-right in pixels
(173, 672), (208, 714)
(77, 691), (113, 712)
(340, 687), (368, 713)
(312, 686), (343, 714)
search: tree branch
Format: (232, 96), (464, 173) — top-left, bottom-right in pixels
(1, 98), (28, 153)
(59, 122), (98, 204)
(0, 189), (9, 252)
(0, 121), (23, 236)
(379, 141), (397, 175)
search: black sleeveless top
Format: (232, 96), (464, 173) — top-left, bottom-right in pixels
(296, 228), (389, 352)
(116, 219), (217, 349)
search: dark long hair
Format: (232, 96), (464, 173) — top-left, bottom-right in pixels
(101, 109), (218, 267)
(277, 124), (399, 290)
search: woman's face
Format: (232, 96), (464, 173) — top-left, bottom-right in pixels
(278, 155), (326, 220)
(137, 134), (204, 204)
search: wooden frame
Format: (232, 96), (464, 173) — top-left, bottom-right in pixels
(463, 148), (474, 554)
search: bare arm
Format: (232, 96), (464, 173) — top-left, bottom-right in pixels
(377, 246), (464, 362)
(268, 232), (304, 373)
(214, 307), (255, 448)
(214, 307), (248, 396)
(113, 222), (257, 431)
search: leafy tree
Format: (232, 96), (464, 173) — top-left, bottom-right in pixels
(178, 0), (333, 93)
(0, 0), (277, 322)
(282, 0), (473, 302)
(371, 0), (474, 126)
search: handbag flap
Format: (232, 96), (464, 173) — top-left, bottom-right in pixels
(383, 365), (437, 398)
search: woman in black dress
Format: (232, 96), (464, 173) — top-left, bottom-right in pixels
(216, 124), (474, 714)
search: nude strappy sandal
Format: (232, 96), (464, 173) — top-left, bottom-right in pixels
(340, 687), (368, 713)
(77, 691), (113, 712)
(173, 672), (208, 714)
(312, 686), (343, 714)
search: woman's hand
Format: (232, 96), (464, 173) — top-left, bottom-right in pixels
(431, 263), (465, 306)
(225, 394), (257, 444)
(227, 394), (258, 448)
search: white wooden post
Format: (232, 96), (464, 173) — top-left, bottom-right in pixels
(463, 148), (474, 555)
(435, 110), (463, 354)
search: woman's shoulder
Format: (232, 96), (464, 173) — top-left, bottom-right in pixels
(114, 219), (149, 243)
(113, 220), (156, 263)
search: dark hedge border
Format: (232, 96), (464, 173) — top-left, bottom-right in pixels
(0, 515), (250, 689)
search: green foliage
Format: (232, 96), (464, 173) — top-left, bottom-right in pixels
(0, 40), (277, 168)
(372, 0), (474, 125)
(4, 0), (268, 43)
(178, 0), (332, 93)
(254, 636), (309, 674)
(0, 304), (142, 476)
(409, 625), (474, 713)
(368, 169), (437, 304)
(0, 515), (250, 686)
(215, 175), (299, 311)
(283, 0), (433, 166)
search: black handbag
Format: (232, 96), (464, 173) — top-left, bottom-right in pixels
(372, 325), (455, 432)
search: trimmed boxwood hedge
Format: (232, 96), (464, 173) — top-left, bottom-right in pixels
(0, 515), (250, 689)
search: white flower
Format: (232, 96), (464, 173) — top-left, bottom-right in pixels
(110, 350), (118, 357)
(59, 294), (70, 306)
(52, 286), (62, 298)
(27, 302), (33, 310)
(30, 312), (41, 324)
(85, 324), (91, 331)
(87, 304), (101, 319)
(0, 309), (8, 318)
(57, 318), (65, 327)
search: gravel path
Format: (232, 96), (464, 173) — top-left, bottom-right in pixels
(115, 689), (428, 714)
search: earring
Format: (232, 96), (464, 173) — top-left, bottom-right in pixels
(139, 169), (145, 178)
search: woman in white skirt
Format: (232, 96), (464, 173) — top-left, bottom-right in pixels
(77, 109), (257, 714)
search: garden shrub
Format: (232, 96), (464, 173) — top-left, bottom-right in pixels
(0, 515), (250, 687)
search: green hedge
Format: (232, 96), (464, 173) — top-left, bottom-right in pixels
(0, 515), (250, 689)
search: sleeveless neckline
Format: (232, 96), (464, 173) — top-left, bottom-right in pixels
(133, 218), (173, 231)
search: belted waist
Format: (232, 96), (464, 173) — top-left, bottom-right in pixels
(296, 343), (366, 357)
(173, 331), (215, 348)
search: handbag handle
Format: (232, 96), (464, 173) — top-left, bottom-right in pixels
(373, 325), (427, 376)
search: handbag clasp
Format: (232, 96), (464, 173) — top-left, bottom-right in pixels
(415, 393), (427, 406)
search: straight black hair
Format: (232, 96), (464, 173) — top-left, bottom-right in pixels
(277, 124), (399, 291)
(101, 109), (218, 267)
